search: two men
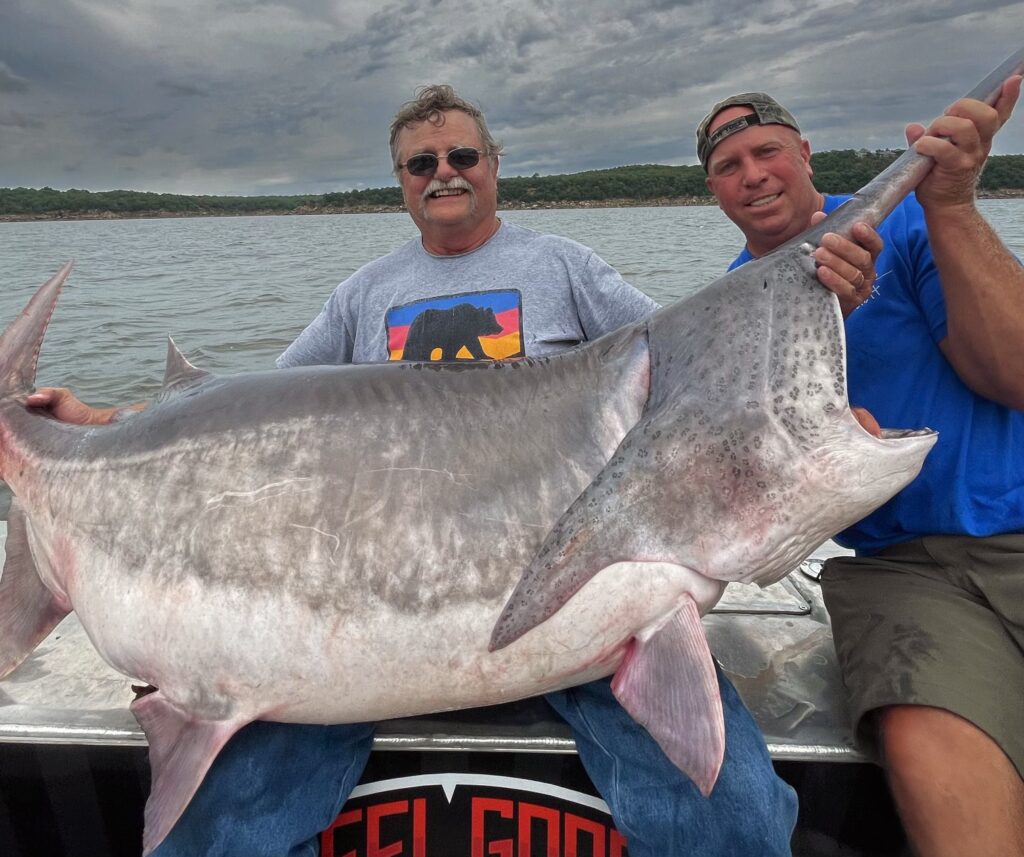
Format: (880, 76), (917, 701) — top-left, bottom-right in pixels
(697, 78), (1024, 857)
(151, 84), (806, 857)
(34, 85), (873, 855)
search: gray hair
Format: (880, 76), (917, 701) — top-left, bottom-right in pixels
(389, 84), (504, 174)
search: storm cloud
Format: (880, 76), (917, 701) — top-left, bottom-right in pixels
(1, 0), (1021, 195)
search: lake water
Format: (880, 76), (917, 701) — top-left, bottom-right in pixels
(1, 201), (1022, 517)
(0, 205), (745, 404)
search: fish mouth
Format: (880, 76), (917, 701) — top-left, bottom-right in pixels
(879, 427), (938, 440)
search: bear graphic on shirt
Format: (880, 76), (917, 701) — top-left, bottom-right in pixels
(402, 303), (503, 361)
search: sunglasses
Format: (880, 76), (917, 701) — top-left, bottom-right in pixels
(399, 147), (483, 177)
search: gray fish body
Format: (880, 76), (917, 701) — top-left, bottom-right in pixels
(5, 329), (665, 723)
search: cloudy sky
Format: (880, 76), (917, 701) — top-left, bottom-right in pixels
(2, 0), (1023, 197)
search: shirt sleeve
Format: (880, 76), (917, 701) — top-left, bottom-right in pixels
(573, 251), (660, 339)
(898, 196), (946, 345)
(276, 283), (355, 368)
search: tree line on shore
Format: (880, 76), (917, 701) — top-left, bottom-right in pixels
(3, 150), (1024, 218)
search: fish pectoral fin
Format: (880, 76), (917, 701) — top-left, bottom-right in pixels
(610, 595), (725, 796)
(0, 500), (70, 679)
(131, 691), (249, 856)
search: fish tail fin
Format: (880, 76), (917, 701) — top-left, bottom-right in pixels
(0, 262), (73, 398)
(132, 691), (249, 856)
(0, 500), (70, 678)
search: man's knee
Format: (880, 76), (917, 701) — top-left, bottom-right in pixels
(879, 705), (969, 758)
(876, 703), (1020, 788)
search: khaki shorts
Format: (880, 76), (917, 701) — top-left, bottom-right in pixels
(821, 533), (1024, 778)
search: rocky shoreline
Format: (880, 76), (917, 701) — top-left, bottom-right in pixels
(0, 196), (716, 222)
(1, 190), (1021, 223)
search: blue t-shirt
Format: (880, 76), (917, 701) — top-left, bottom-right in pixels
(730, 193), (1024, 554)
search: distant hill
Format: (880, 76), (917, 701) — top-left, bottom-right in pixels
(3, 150), (1023, 220)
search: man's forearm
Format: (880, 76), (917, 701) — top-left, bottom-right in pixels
(926, 203), (1024, 410)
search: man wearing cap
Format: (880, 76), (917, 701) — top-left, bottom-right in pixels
(697, 81), (1024, 857)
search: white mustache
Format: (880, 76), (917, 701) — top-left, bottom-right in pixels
(422, 177), (473, 201)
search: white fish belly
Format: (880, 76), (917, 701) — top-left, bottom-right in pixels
(256, 560), (724, 724)
(74, 559), (723, 725)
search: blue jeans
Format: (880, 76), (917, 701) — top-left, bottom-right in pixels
(154, 668), (796, 857)
(546, 667), (797, 856)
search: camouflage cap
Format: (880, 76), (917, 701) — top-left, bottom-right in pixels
(695, 92), (800, 171)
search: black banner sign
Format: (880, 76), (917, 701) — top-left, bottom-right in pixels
(320, 773), (629, 857)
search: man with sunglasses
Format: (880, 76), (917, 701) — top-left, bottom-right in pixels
(33, 84), (877, 856)
(697, 79), (1024, 857)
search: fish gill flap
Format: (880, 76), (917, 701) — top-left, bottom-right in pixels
(158, 337), (212, 400)
(610, 595), (725, 796)
(489, 405), (708, 652)
(0, 499), (70, 678)
(488, 476), (631, 652)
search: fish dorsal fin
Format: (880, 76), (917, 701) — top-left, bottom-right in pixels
(0, 262), (73, 398)
(160, 337), (211, 398)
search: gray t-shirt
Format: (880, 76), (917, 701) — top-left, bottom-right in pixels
(278, 221), (658, 367)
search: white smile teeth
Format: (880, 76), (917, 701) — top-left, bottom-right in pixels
(750, 193), (780, 207)
(431, 189), (465, 197)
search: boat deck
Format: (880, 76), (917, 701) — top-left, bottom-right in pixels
(0, 522), (862, 762)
